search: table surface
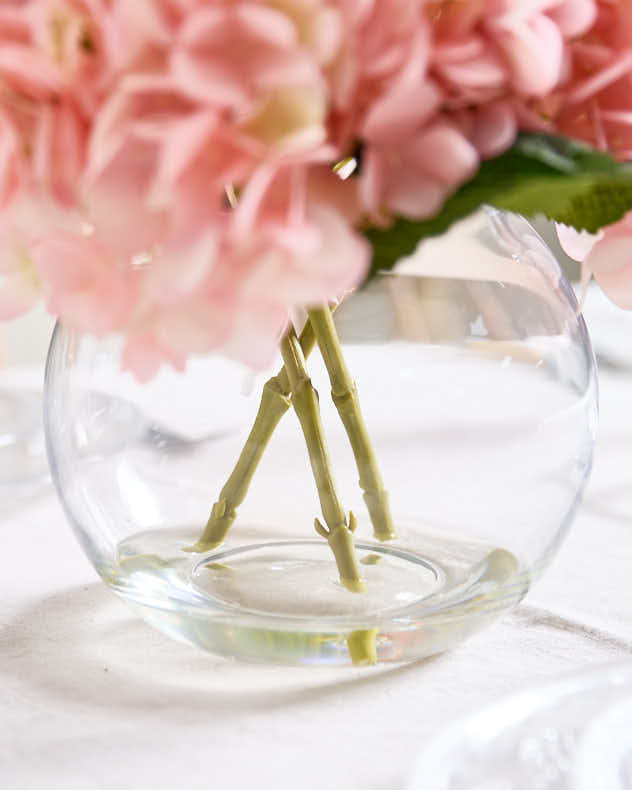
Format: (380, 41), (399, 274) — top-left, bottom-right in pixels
(1, 296), (632, 790)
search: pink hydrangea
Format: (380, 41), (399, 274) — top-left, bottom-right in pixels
(553, 0), (632, 159)
(558, 214), (632, 310)
(550, 1), (632, 309)
(2, 0), (632, 379)
(355, 0), (597, 221)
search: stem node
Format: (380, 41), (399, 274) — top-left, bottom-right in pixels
(281, 327), (365, 593)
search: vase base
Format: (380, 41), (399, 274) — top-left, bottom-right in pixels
(190, 540), (444, 617)
(102, 527), (530, 666)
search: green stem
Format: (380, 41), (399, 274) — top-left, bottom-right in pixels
(347, 629), (379, 666)
(280, 327), (366, 593)
(186, 322), (318, 553)
(307, 306), (397, 542)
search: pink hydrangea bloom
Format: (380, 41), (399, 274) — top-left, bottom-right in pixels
(30, 228), (140, 334)
(2, 0), (632, 378)
(552, 0), (632, 159)
(558, 215), (632, 309)
(0, 105), (24, 209)
(430, 1), (597, 105)
(0, 192), (81, 319)
(126, 160), (368, 380)
(550, 0), (632, 311)
(356, 0), (596, 221)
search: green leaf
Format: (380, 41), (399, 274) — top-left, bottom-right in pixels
(365, 133), (632, 278)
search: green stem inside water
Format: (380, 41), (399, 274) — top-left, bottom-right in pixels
(347, 629), (379, 666)
(280, 326), (366, 593)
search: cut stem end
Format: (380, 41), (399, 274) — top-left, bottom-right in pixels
(182, 539), (224, 554)
(347, 629), (379, 666)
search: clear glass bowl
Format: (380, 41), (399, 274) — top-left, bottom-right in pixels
(43, 210), (598, 666)
(0, 387), (46, 489)
(0, 309), (55, 496)
(407, 661), (632, 790)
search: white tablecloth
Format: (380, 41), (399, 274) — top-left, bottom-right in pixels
(1, 302), (632, 790)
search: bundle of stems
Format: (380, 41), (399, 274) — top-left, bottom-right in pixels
(186, 303), (396, 592)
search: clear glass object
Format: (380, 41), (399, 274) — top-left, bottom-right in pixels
(43, 210), (598, 666)
(406, 661), (632, 790)
(0, 310), (55, 495)
(0, 388), (46, 488)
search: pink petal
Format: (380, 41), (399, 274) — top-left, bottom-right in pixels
(588, 237), (632, 308)
(385, 170), (446, 219)
(437, 51), (507, 90)
(547, 0), (597, 38)
(358, 146), (386, 221)
(409, 124), (479, 186)
(86, 74), (194, 183)
(362, 32), (439, 143)
(149, 111), (218, 206)
(490, 12), (564, 96)
(556, 224), (601, 262)
(0, 111), (23, 209)
(565, 51), (632, 105)
(221, 303), (287, 370)
(122, 334), (187, 383)
(31, 102), (86, 206)
(0, 44), (62, 99)
(579, 215), (632, 309)
(230, 162), (280, 243)
(31, 232), (138, 335)
(433, 36), (485, 66)
(469, 102), (518, 158)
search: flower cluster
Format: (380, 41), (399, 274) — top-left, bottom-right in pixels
(552, 0), (632, 307)
(1, 0), (631, 377)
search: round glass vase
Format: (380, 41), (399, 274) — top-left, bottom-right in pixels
(44, 210), (598, 667)
(0, 309), (55, 494)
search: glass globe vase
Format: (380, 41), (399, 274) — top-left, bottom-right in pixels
(0, 309), (55, 496)
(43, 210), (597, 666)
